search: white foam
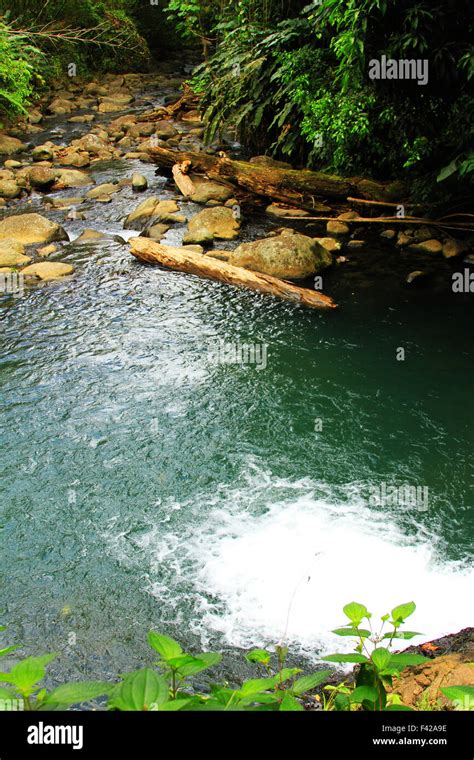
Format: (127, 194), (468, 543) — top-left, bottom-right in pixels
(107, 465), (473, 660)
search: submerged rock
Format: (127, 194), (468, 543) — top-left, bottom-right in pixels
(408, 239), (443, 255)
(0, 214), (68, 245)
(229, 233), (332, 280)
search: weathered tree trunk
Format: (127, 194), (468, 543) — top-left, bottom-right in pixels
(146, 145), (403, 210)
(130, 238), (337, 311)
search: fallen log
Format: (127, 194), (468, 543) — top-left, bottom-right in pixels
(137, 85), (200, 123)
(146, 145), (404, 211)
(130, 238), (337, 311)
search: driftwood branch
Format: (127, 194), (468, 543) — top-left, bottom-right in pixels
(130, 238), (337, 311)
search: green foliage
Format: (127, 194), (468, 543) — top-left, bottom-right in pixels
(0, 22), (43, 116)
(182, 0), (473, 198)
(322, 601), (427, 711)
(0, 605), (468, 712)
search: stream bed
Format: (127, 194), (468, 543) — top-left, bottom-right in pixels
(0, 75), (473, 686)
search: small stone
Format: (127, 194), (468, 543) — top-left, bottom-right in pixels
(396, 233), (412, 247)
(182, 245), (204, 254)
(37, 244), (57, 258)
(141, 224), (170, 241)
(265, 204), (311, 218)
(86, 183), (120, 199)
(408, 239), (443, 255)
(4, 160), (23, 169)
(313, 237), (342, 253)
(132, 174), (148, 192)
(32, 145), (54, 162)
(338, 211), (360, 221)
(346, 240), (365, 249)
(380, 229), (396, 240)
(327, 220), (350, 235)
(442, 239), (466, 259)
(0, 180), (21, 199)
(28, 166), (57, 188)
(406, 270), (428, 285)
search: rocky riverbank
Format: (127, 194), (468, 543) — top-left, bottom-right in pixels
(0, 64), (472, 298)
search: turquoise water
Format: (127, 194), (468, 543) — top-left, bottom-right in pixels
(0, 120), (473, 683)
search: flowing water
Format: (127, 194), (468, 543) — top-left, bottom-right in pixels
(0, 80), (473, 683)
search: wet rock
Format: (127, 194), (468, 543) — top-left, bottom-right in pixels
(313, 237), (342, 253)
(128, 123), (157, 138)
(0, 213), (68, 245)
(86, 183), (121, 199)
(0, 240), (31, 267)
(124, 197), (185, 229)
(44, 197), (84, 210)
(406, 270), (429, 285)
(408, 239), (443, 255)
(73, 229), (125, 244)
(68, 115), (95, 124)
(413, 225), (438, 242)
(22, 261), (74, 280)
(346, 240), (365, 249)
(153, 120), (178, 140)
(182, 244), (205, 254)
(266, 204), (310, 218)
(37, 244), (58, 258)
(0, 180), (21, 199)
(189, 177), (233, 205)
(27, 109), (43, 125)
(74, 133), (109, 156)
(32, 144), (55, 162)
(98, 94), (134, 113)
(327, 220), (350, 235)
(380, 229), (397, 240)
(205, 250), (230, 262)
(249, 155), (292, 170)
(229, 233), (332, 280)
(0, 135), (27, 155)
(54, 169), (92, 189)
(183, 207), (240, 244)
(141, 223), (170, 241)
(338, 211), (360, 221)
(442, 239), (466, 259)
(396, 232), (412, 247)
(28, 166), (57, 189)
(48, 98), (76, 115)
(4, 160), (23, 170)
(132, 174), (148, 192)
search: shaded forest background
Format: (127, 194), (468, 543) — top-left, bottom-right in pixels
(0, 0), (472, 199)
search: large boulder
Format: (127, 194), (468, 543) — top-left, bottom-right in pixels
(0, 135), (27, 155)
(47, 98), (76, 115)
(22, 261), (74, 281)
(152, 120), (178, 139)
(0, 214), (68, 245)
(183, 207), (240, 244)
(229, 233), (332, 280)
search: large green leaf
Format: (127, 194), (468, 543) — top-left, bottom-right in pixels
(147, 632), (182, 662)
(45, 681), (113, 706)
(350, 685), (378, 704)
(8, 654), (57, 694)
(245, 649), (271, 666)
(322, 653), (368, 663)
(292, 671), (331, 695)
(382, 631), (422, 640)
(391, 602), (416, 624)
(113, 669), (169, 711)
(343, 602), (369, 626)
(177, 653), (222, 678)
(279, 693), (304, 711)
(387, 653), (428, 671)
(441, 686), (474, 706)
(371, 648), (392, 671)
(0, 646), (18, 658)
(332, 628), (371, 638)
